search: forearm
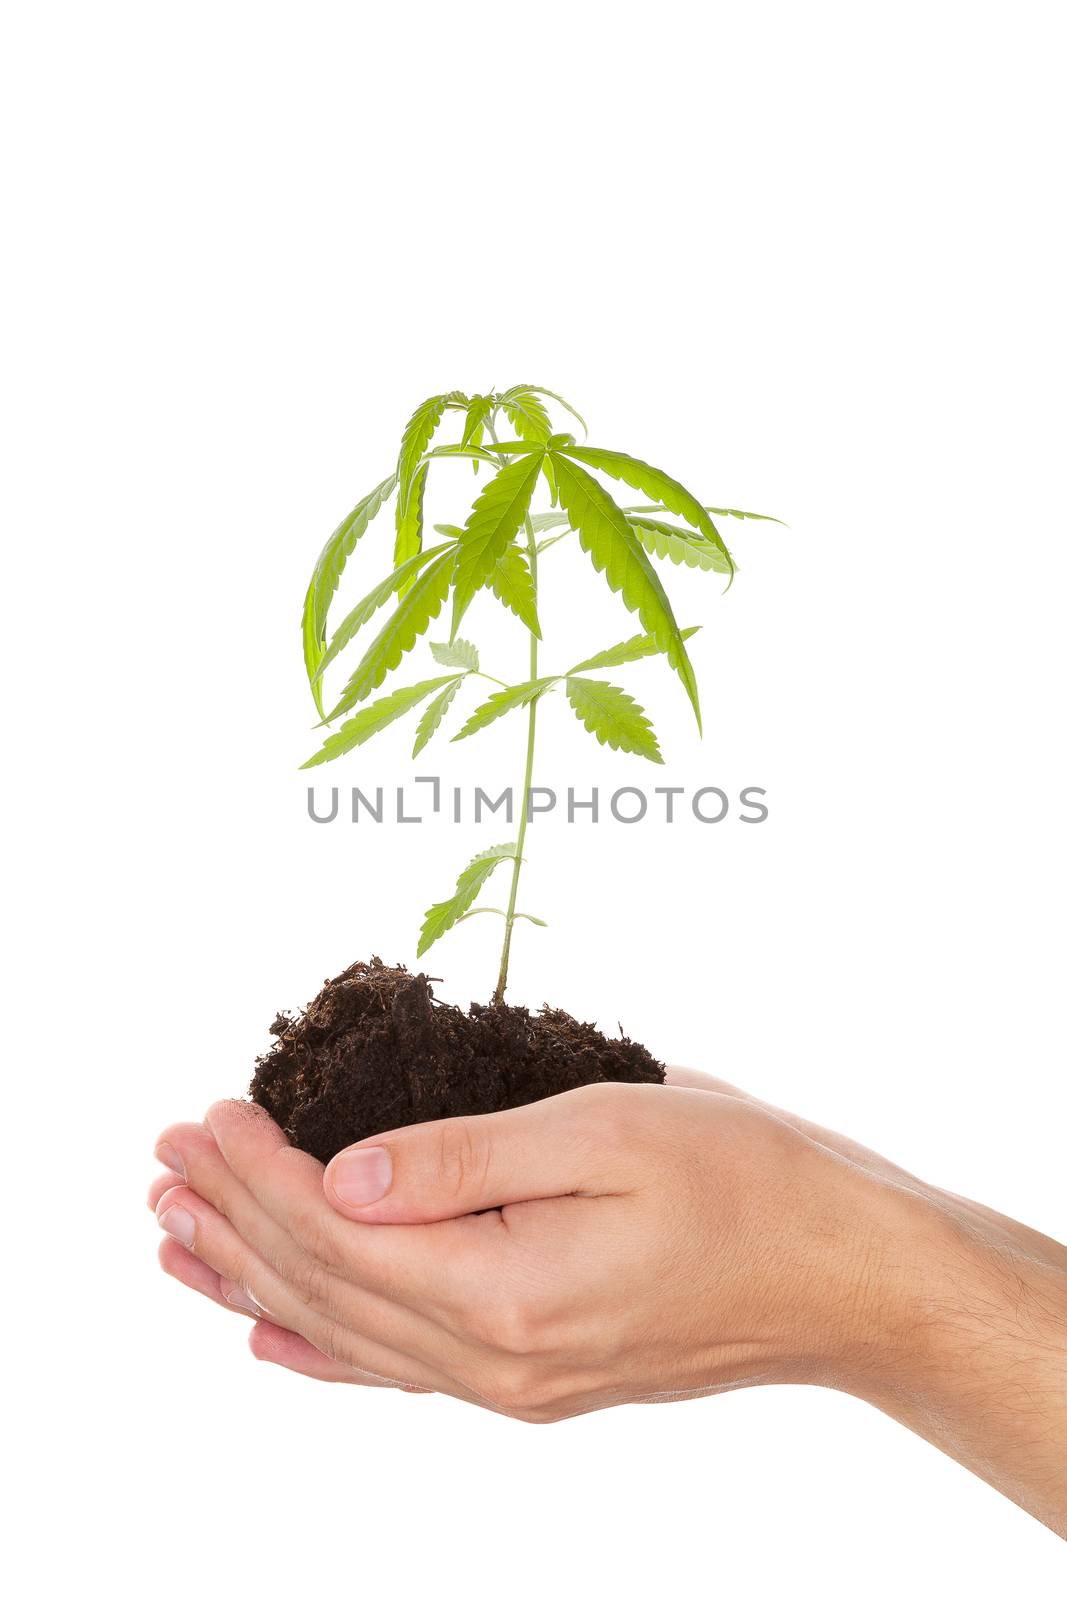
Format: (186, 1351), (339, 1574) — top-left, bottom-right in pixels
(848, 1186), (1067, 1538)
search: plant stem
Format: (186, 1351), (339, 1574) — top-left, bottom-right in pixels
(486, 413), (540, 1005)
(493, 517), (538, 1004)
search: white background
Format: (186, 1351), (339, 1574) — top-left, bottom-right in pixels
(3, 0), (1065, 1591)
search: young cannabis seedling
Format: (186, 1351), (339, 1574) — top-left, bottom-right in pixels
(300, 387), (778, 1004)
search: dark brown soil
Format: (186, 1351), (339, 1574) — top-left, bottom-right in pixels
(249, 957), (664, 1164)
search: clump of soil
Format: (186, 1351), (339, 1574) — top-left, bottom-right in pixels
(250, 957), (664, 1164)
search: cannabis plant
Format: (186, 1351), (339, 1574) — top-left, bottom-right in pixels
(300, 387), (776, 1003)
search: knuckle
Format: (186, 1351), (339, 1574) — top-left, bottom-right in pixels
(285, 1249), (334, 1311)
(569, 1081), (638, 1146)
(478, 1362), (544, 1416)
(464, 1285), (548, 1357)
(287, 1198), (342, 1267)
(433, 1117), (492, 1204)
(477, 1364), (569, 1421)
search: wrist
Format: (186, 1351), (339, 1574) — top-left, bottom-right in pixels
(833, 1177), (1067, 1535)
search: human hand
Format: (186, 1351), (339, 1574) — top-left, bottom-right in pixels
(151, 1070), (1067, 1535)
(149, 1070), (957, 1405)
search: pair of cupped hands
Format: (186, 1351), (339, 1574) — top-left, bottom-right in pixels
(151, 1063), (967, 1420)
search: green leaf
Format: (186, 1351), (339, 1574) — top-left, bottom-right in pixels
(421, 442), (500, 466)
(556, 445), (735, 578)
(535, 529), (573, 554)
(452, 677), (557, 741)
(550, 454), (702, 730)
(567, 625), (700, 676)
(301, 473), (396, 716)
(488, 544), (541, 637)
(301, 675), (461, 769)
(397, 393), (459, 513)
(455, 907), (547, 927)
(705, 505), (785, 524)
(418, 843), (518, 957)
(314, 540), (459, 682)
(393, 461), (427, 590)
(461, 394), (493, 472)
(430, 638), (479, 672)
(629, 516), (733, 575)
(621, 502), (782, 525)
(462, 394), (493, 448)
(565, 676), (663, 762)
(477, 440), (544, 456)
(412, 677), (464, 756)
(451, 448), (544, 636)
(499, 390), (552, 444)
(503, 384), (588, 438)
(528, 511), (571, 533)
(325, 546), (457, 721)
(496, 392), (558, 498)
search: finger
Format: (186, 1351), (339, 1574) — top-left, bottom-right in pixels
(157, 1119), (334, 1285)
(158, 1235), (230, 1307)
(159, 1235), (426, 1391)
(248, 1321), (431, 1390)
(148, 1169), (180, 1210)
(204, 1099), (505, 1306)
(157, 1119), (430, 1324)
(323, 1081), (643, 1225)
(154, 1183), (448, 1393)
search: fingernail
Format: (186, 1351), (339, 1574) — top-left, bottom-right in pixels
(155, 1143), (186, 1180)
(158, 1206), (195, 1247)
(329, 1146), (392, 1206)
(225, 1286), (260, 1315)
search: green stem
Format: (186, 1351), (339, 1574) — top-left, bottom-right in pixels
(487, 412), (539, 1005)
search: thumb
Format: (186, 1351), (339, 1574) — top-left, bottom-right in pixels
(322, 1083), (630, 1224)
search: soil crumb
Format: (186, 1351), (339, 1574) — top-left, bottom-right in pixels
(250, 957), (664, 1163)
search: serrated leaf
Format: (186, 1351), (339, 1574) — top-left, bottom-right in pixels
(412, 677), (464, 756)
(418, 843), (518, 957)
(397, 393), (460, 513)
(301, 675), (461, 769)
(393, 461), (427, 590)
(621, 502), (782, 525)
(421, 442), (500, 466)
(451, 677), (557, 742)
(314, 540), (459, 683)
(451, 449), (544, 636)
(535, 529), (572, 554)
(477, 439), (544, 456)
(529, 511), (571, 533)
(630, 516), (733, 575)
(567, 624), (700, 675)
(430, 638), (479, 672)
(455, 907), (547, 927)
(503, 384), (588, 438)
(706, 505), (785, 524)
(550, 454), (701, 731)
(326, 546), (457, 721)
(500, 390), (552, 444)
(462, 394), (493, 448)
(497, 391), (558, 499)
(301, 473), (396, 716)
(565, 677), (663, 762)
(488, 544), (541, 637)
(556, 445), (734, 578)
(461, 394), (492, 472)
